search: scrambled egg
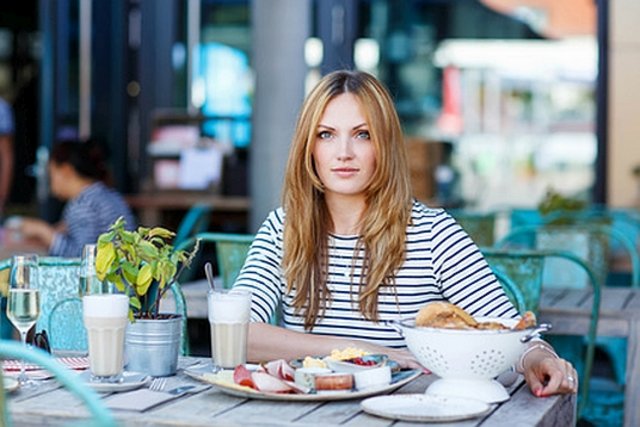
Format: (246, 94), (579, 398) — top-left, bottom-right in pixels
(302, 356), (327, 369)
(327, 347), (369, 361)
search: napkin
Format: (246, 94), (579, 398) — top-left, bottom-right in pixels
(104, 389), (186, 411)
(2, 356), (89, 372)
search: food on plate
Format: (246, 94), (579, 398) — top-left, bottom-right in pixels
(314, 372), (354, 391)
(294, 367), (332, 389)
(302, 356), (328, 369)
(232, 360), (302, 394)
(353, 365), (391, 390)
(327, 347), (369, 361)
(415, 302), (537, 330)
(228, 351), (404, 395)
(263, 359), (295, 381)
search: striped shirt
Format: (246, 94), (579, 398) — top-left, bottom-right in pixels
(50, 182), (136, 257)
(233, 201), (518, 348)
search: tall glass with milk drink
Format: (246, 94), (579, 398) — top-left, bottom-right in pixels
(82, 294), (129, 382)
(208, 290), (251, 369)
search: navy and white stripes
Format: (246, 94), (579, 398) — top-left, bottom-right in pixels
(49, 182), (136, 257)
(233, 201), (518, 348)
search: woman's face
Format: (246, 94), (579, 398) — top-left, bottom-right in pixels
(312, 93), (376, 203)
(48, 161), (71, 199)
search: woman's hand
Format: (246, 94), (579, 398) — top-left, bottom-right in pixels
(522, 348), (578, 397)
(20, 218), (55, 247)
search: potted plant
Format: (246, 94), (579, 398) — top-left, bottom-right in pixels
(95, 217), (199, 376)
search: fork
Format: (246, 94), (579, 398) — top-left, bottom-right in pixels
(149, 377), (167, 392)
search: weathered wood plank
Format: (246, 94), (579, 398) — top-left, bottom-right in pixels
(482, 386), (576, 427)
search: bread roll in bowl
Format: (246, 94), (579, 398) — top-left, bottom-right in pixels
(415, 301), (478, 329)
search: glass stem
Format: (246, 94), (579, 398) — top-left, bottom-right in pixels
(19, 330), (28, 383)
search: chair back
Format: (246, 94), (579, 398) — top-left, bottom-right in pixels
(490, 268), (527, 313)
(0, 340), (116, 426)
(482, 249), (545, 313)
(496, 223), (640, 288)
(0, 257), (86, 352)
(173, 204), (212, 248)
(176, 232), (254, 289)
(448, 210), (496, 247)
(481, 247), (601, 415)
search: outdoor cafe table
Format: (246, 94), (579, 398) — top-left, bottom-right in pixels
(539, 287), (640, 427)
(6, 356), (575, 426)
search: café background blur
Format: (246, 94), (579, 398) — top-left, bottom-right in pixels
(0, 0), (638, 234)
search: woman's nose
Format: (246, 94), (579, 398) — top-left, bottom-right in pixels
(336, 137), (354, 160)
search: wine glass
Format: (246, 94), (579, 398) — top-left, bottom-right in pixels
(6, 254), (40, 387)
(79, 244), (113, 296)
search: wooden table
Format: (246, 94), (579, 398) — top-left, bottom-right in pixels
(6, 357), (575, 426)
(124, 192), (250, 226)
(539, 287), (640, 427)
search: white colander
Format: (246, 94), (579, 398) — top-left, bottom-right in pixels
(391, 317), (549, 403)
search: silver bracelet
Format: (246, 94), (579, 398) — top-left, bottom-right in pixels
(516, 343), (559, 373)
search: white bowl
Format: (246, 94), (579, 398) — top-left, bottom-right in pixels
(393, 317), (544, 403)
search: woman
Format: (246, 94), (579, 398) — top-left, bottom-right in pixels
(233, 70), (576, 397)
(18, 139), (136, 257)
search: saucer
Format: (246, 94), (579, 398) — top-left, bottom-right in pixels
(361, 393), (491, 422)
(79, 371), (150, 392)
(3, 377), (19, 393)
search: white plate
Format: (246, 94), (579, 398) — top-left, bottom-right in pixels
(79, 371), (150, 393)
(185, 365), (421, 402)
(361, 393), (491, 422)
(3, 377), (19, 393)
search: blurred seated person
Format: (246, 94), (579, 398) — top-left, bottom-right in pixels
(17, 139), (136, 257)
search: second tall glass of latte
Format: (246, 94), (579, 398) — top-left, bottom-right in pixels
(82, 294), (129, 382)
(208, 290), (251, 370)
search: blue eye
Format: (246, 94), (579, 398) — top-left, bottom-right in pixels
(318, 130), (332, 139)
(356, 130), (371, 140)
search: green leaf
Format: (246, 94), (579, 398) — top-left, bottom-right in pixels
(95, 243), (116, 279)
(130, 296), (142, 309)
(148, 227), (175, 239)
(97, 231), (115, 245)
(122, 263), (139, 286)
(137, 264), (154, 295)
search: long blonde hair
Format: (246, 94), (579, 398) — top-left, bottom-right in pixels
(282, 70), (412, 330)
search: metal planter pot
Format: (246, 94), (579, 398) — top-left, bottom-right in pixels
(125, 315), (182, 377)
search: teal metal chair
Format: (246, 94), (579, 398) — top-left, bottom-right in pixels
(0, 257), (189, 356)
(173, 204), (212, 249)
(494, 224), (632, 425)
(449, 210), (496, 247)
(0, 340), (116, 427)
(481, 247), (601, 418)
(0, 257), (86, 352)
(174, 232), (283, 325)
(176, 232), (254, 289)
(491, 267), (527, 313)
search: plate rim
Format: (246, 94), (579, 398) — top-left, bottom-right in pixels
(3, 376), (19, 393)
(360, 393), (492, 422)
(185, 366), (421, 402)
(79, 370), (150, 392)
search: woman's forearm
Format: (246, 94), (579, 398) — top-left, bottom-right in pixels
(247, 322), (359, 362)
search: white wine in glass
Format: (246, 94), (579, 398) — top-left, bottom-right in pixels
(7, 254), (40, 387)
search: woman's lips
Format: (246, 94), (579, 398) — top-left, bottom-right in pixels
(332, 167), (359, 177)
